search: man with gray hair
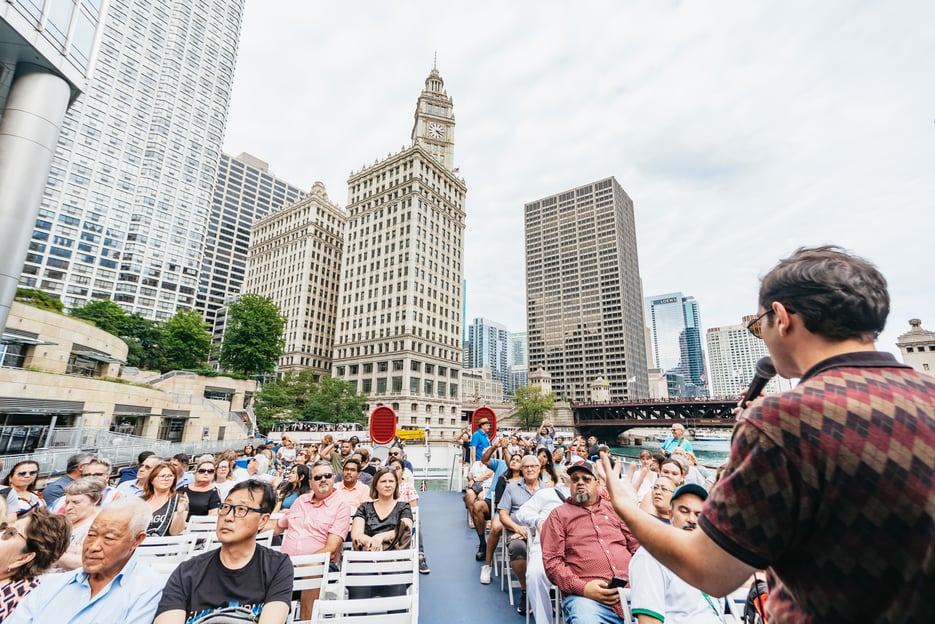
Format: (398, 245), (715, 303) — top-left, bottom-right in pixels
(7, 497), (163, 623)
(41, 452), (95, 506)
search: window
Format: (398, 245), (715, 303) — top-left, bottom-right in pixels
(378, 361), (388, 372)
(377, 378), (387, 393)
(410, 377), (420, 393)
(393, 360), (403, 371)
(392, 376), (402, 392)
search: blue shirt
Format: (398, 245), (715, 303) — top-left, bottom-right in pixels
(660, 435), (694, 454)
(485, 458), (508, 502)
(470, 430), (490, 459)
(6, 554), (163, 624)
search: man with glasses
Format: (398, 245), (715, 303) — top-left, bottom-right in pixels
(498, 454), (549, 614)
(116, 454), (162, 497)
(41, 453), (94, 507)
(601, 246), (935, 622)
(50, 457), (122, 513)
(659, 423), (694, 457)
(386, 446), (413, 473)
(335, 458), (370, 516)
(154, 480), (293, 624)
(541, 461), (639, 624)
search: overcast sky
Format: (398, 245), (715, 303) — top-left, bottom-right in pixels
(224, 1), (935, 357)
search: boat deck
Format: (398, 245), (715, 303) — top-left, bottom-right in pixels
(420, 490), (526, 623)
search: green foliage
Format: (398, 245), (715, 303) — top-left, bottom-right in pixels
(15, 288), (64, 313)
(161, 309), (211, 370)
(219, 294), (286, 375)
(513, 385), (555, 430)
(254, 372), (367, 432)
(69, 299), (128, 334)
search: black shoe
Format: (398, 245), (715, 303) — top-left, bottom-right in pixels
(516, 592), (527, 615)
(475, 545), (486, 561)
(419, 555), (430, 574)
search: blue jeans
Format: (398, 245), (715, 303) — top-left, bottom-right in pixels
(563, 595), (627, 624)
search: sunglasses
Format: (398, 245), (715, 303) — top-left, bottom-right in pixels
(197, 468), (215, 474)
(0, 522), (24, 541)
(746, 309), (774, 339)
(388, 452), (401, 456)
(16, 470), (38, 477)
(312, 473), (334, 481)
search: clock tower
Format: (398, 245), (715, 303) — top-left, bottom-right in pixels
(411, 65), (456, 170)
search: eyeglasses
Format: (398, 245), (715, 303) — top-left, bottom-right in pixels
(387, 451), (400, 456)
(652, 485), (673, 494)
(16, 470), (38, 477)
(197, 468), (215, 474)
(0, 522), (25, 541)
(156, 473), (175, 479)
(746, 309), (774, 339)
(312, 473), (334, 481)
(218, 503), (264, 518)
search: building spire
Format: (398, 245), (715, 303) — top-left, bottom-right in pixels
(433, 51), (437, 70)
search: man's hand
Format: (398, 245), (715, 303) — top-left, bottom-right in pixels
(510, 526), (528, 541)
(582, 579), (620, 606)
(599, 450), (637, 509)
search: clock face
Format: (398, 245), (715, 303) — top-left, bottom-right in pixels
(427, 122), (445, 139)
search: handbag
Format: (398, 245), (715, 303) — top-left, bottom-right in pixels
(384, 521), (412, 550)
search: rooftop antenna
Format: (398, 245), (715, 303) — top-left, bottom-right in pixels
(433, 51), (437, 70)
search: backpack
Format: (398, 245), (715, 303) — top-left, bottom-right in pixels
(743, 576), (769, 624)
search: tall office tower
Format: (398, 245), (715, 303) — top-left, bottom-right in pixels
(509, 331), (528, 395)
(198, 152), (305, 338)
(1, 1), (107, 331)
(645, 292), (708, 397)
(706, 315), (788, 398)
(332, 66), (467, 439)
(18, 0), (245, 320)
(525, 177), (648, 402)
(466, 317), (510, 398)
(245, 182), (344, 378)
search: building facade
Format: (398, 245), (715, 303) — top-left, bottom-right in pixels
(198, 152), (305, 339)
(706, 315), (790, 398)
(1, 0), (108, 331)
(466, 317), (509, 397)
(332, 67), (467, 439)
(525, 177), (648, 402)
(461, 367), (504, 405)
(645, 292), (708, 397)
(244, 182), (344, 378)
(896, 318), (935, 376)
(18, 0), (244, 320)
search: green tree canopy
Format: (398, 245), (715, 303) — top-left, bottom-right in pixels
(219, 294), (286, 375)
(513, 385), (555, 430)
(161, 309), (211, 370)
(69, 299), (129, 335)
(15, 288), (64, 313)
(253, 371), (367, 432)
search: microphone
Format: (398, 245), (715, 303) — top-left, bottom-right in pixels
(740, 356), (776, 409)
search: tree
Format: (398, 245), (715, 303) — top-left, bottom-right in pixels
(121, 313), (166, 371)
(69, 299), (129, 335)
(513, 385), (555, 430)
(15, 288), (63, 313)
(161, 309), (211, 370)
(253, 372), (367, 432)
(219, 294), (286, 375)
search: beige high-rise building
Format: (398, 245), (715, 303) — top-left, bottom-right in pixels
(706, 316), (792, 398)
(332, 66), (467, 439)
(245, 182), (345, 378)
(525, 177), (649, 402)
(896, 318), (935, 376)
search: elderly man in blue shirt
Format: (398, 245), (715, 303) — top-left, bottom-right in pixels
(6, 497), (163, 624)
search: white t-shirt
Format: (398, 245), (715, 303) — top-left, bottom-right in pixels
(629, 546), (723, 624)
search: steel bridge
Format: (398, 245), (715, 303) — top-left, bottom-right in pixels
(573, 398), (738, 440)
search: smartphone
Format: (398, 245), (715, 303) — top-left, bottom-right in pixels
(607, 576), (628, 589)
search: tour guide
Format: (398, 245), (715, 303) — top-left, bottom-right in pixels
(601, 245), (935, 622)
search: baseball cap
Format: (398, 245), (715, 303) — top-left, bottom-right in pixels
(566, 460), (596, 478)
(671, 483), (708, 502)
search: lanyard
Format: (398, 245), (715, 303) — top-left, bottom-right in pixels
(701, 591), (720, 617)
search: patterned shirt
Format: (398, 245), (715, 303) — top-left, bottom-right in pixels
(699, 351), (935, 623)
(541, 495), (640, 620)
(0, 577), (40, 620)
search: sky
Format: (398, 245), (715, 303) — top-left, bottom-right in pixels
(224, 1), (935, 357)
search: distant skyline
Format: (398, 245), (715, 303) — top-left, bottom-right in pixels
(223, 1), (935, 356)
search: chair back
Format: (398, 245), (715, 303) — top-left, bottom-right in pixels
(137, 534), (198, 574)
(338, 548), (417, 597)
(308, 594), (415, 623)
(186, 514), (218, 534)
(291, 552), (331, 593)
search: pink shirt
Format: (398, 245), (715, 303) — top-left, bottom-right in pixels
(278, 490), (351, 556)
(335, 480), (371, 513)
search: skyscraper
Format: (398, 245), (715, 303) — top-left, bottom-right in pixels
(332, 66), (466, 439)
(19, 0), (245, 320)
(525, 177), (648, 402)
(706, 316), (789, 398)
(509, 331), (528, 395)
(245, 182), (344, 378)
(198, 152), (305, 338)
(645, 292), (708, 397)
(466, 317), (510, 397)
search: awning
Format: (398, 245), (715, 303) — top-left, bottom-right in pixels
(1, 333), (57, 346)
(72, 350), (125, 365)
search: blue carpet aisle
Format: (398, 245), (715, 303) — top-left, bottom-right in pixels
(418, 490), (525, 623)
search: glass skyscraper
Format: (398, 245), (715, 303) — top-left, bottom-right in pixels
(19, 0), (245, 320)
(645, 292), (708, 397)
(466, 317), (510, 398)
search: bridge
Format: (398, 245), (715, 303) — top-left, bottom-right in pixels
(573, 397), (738, 440)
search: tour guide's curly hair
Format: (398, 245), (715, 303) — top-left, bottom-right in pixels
(758, 245), (889, 342)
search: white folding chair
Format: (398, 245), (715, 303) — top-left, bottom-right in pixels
(185, 514), (218, 535)
(256, 529), (274, 548)
(289, 552), (331, 622)
(337, 548), (417, 600)
(137, 534), (198, 574)
(616, 587), (635, 623)
(306, 594), (415, 623)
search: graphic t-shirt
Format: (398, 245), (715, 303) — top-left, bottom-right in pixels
(156, 544), (294, 623)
